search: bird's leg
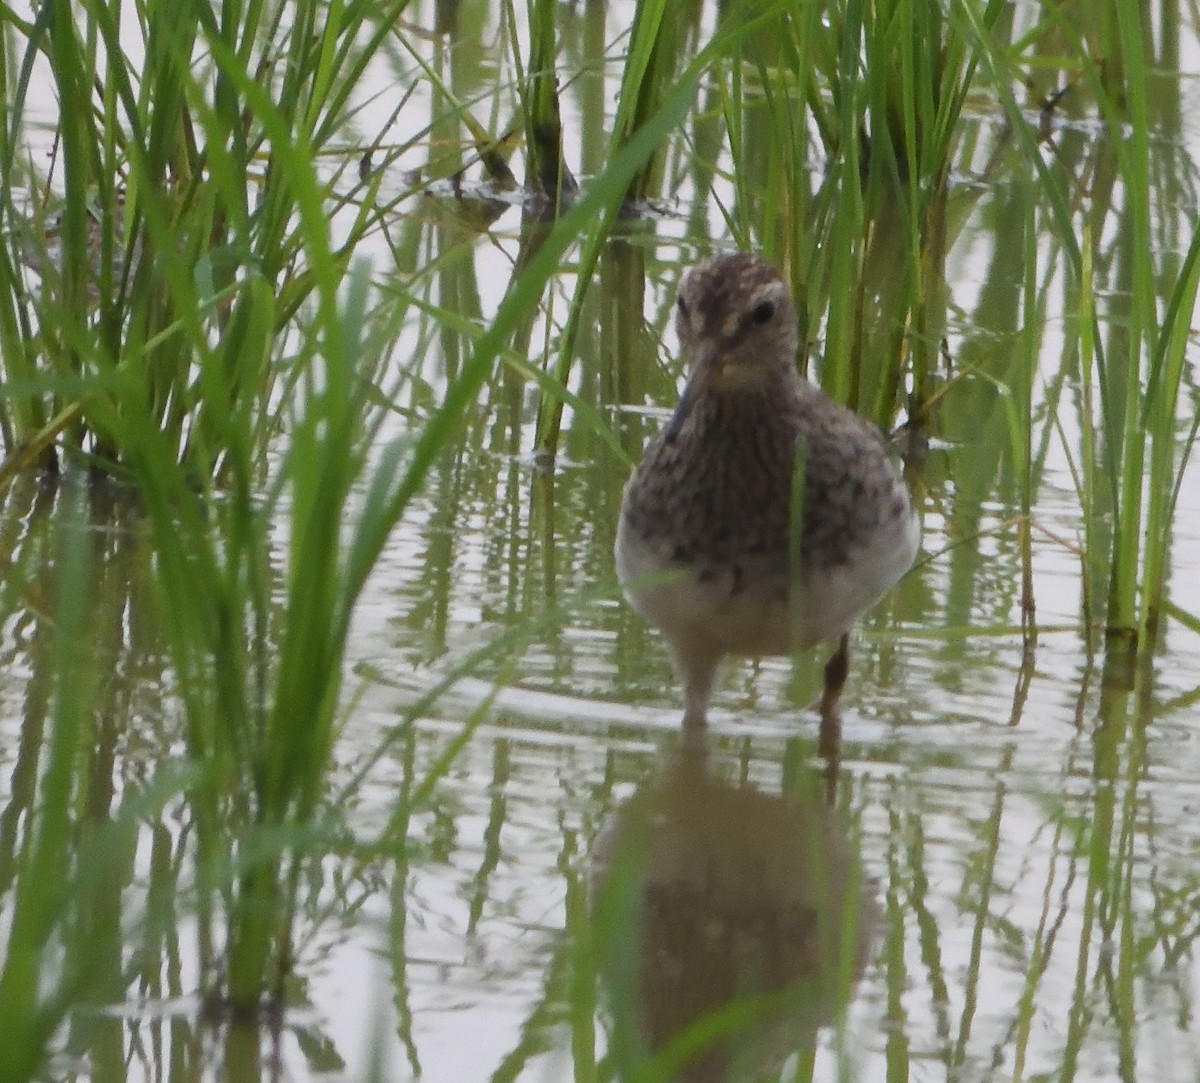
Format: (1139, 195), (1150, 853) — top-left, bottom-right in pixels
(818, 687), (842, 806)
(675, 646), (719, 735)
(818, 633), (848, 805)
(820, 633), (850, 715)
(681, 681), (712, 734)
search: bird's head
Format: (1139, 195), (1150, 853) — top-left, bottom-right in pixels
(675, 253), (800, 387)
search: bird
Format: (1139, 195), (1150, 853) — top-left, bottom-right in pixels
(615, 252), (919, 731)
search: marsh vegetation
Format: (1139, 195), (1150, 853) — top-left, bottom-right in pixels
(0, 0), (1198, 1080)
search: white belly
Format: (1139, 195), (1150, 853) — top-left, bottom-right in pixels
(615, 508), (918, 663)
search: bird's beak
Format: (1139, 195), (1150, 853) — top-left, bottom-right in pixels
(694, 336), (756, 385)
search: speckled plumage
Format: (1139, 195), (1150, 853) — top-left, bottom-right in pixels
(616, 253), (919, 729)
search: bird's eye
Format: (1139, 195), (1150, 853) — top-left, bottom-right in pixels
(676, 295), (688, 316)
(751, 300), (775, 324)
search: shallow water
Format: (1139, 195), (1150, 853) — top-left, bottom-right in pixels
(4, 0), (1200, 1080)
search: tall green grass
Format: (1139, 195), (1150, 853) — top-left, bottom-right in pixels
(0, 0), (410, 476)
(963, 0), (1200, 670)
(4, 0), (1178, 668)
(1, 0), (1199, 1077)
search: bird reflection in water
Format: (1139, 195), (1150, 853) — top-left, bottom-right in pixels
(590, 741), (877, 1082)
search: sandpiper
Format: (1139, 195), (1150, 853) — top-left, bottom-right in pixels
(616, 252), (919, 730)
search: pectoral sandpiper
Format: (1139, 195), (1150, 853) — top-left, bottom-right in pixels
(616, 252), (919, 730)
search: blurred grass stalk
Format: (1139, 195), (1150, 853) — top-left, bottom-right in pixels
(532, 0), (681, 459)
(1099, 0), (1155, 662)
(521, 0), (576, 208)
(0, 483), (95, 1081)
